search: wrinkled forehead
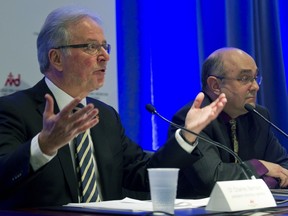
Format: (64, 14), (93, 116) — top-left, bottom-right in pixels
(222, 50), (258, 76)
(68, 17), (105, 42)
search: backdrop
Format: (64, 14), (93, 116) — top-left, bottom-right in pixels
(1, 0), (287, 151)
(117, 0), (288, 151)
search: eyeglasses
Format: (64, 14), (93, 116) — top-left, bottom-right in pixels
(212, 74), (263, 86)
(53, 42), (111, 55)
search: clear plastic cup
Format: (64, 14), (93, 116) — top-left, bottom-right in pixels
(148, 168), (179, 214)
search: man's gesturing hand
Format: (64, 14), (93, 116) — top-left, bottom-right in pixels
(38, 94), (99, 156)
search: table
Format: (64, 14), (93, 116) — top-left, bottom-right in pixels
(1, 195), (288, 216)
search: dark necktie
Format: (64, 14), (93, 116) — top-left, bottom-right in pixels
(229, 119), (239, 163)
(74, 104), (99, 202)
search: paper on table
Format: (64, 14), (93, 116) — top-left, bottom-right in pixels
(65, 197), (210, 212)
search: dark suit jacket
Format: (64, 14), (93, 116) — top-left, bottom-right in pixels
(0, 78), (200, 209)
(168, 93), (288, 198)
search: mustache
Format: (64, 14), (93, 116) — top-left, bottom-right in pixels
(246, 91), (257, 98)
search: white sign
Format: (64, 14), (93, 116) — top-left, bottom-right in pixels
(206, 179), (276, 212)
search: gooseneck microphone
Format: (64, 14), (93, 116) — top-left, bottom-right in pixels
(145, 104), (256, 180)
(244, 104), (288, 139)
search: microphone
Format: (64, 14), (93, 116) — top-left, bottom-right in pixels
(145, 104), (256, 180)
(244, 104), (288, 138)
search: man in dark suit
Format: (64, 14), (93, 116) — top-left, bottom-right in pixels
(0, 6), (227, 209)
(168, 47), (288, 198)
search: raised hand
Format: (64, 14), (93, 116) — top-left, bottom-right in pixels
(38, 94), (99, 155)
(182, 92), (227, 143)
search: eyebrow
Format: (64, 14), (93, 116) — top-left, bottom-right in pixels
(86, 40), (107, 44)
(239, 69), (259, 75)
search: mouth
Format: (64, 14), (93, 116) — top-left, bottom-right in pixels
(246, 93), (257, 99)
(93, 68), (106, 74)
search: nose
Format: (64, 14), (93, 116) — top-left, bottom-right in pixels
(250, 79), (260, 91)
(97, 48), (110, 62)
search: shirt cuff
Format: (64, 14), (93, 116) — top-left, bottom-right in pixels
(262, 175), (279, 188)
(175, 129), (198, 153)
(247, 159), (279, 188)
(30, 133), (56, 171)
(248, 159), (269, 176)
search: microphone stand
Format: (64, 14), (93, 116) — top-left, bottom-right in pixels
(245, 104), (288, 138)
(146, 104), (256, 180)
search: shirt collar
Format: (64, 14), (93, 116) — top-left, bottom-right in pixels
(45, 77), (86, 111)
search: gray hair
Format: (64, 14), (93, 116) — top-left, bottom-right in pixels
(37, 5), (102, 73)
(201, 53), (225, 91)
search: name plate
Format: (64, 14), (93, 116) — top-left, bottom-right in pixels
(206, 179), (276, 212)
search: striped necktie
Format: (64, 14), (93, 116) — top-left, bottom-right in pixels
(74, 104), (99, 202)
(229, 119), (239, 163)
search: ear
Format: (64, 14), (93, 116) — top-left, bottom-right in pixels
(48, 49), (63, 71)
(207, 76), (222, 95)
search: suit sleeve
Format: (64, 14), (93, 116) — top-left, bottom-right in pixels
(109, 107), (203, 192)
(0, 96), (33, 193)
(255, 107), (288, 169)
(168, 103), (288, 197)
(167, 102), (253, 197)
(95, 102), (202, 194)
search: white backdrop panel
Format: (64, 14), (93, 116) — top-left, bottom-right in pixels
(0, 0), (118, 110)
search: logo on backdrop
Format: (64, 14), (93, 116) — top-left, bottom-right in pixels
(0, 72), (30, 97)
(5, 72), (21, 87)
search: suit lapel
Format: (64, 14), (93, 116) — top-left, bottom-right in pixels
(58, 146), (79, 202)
(33, 78), (79, 202)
